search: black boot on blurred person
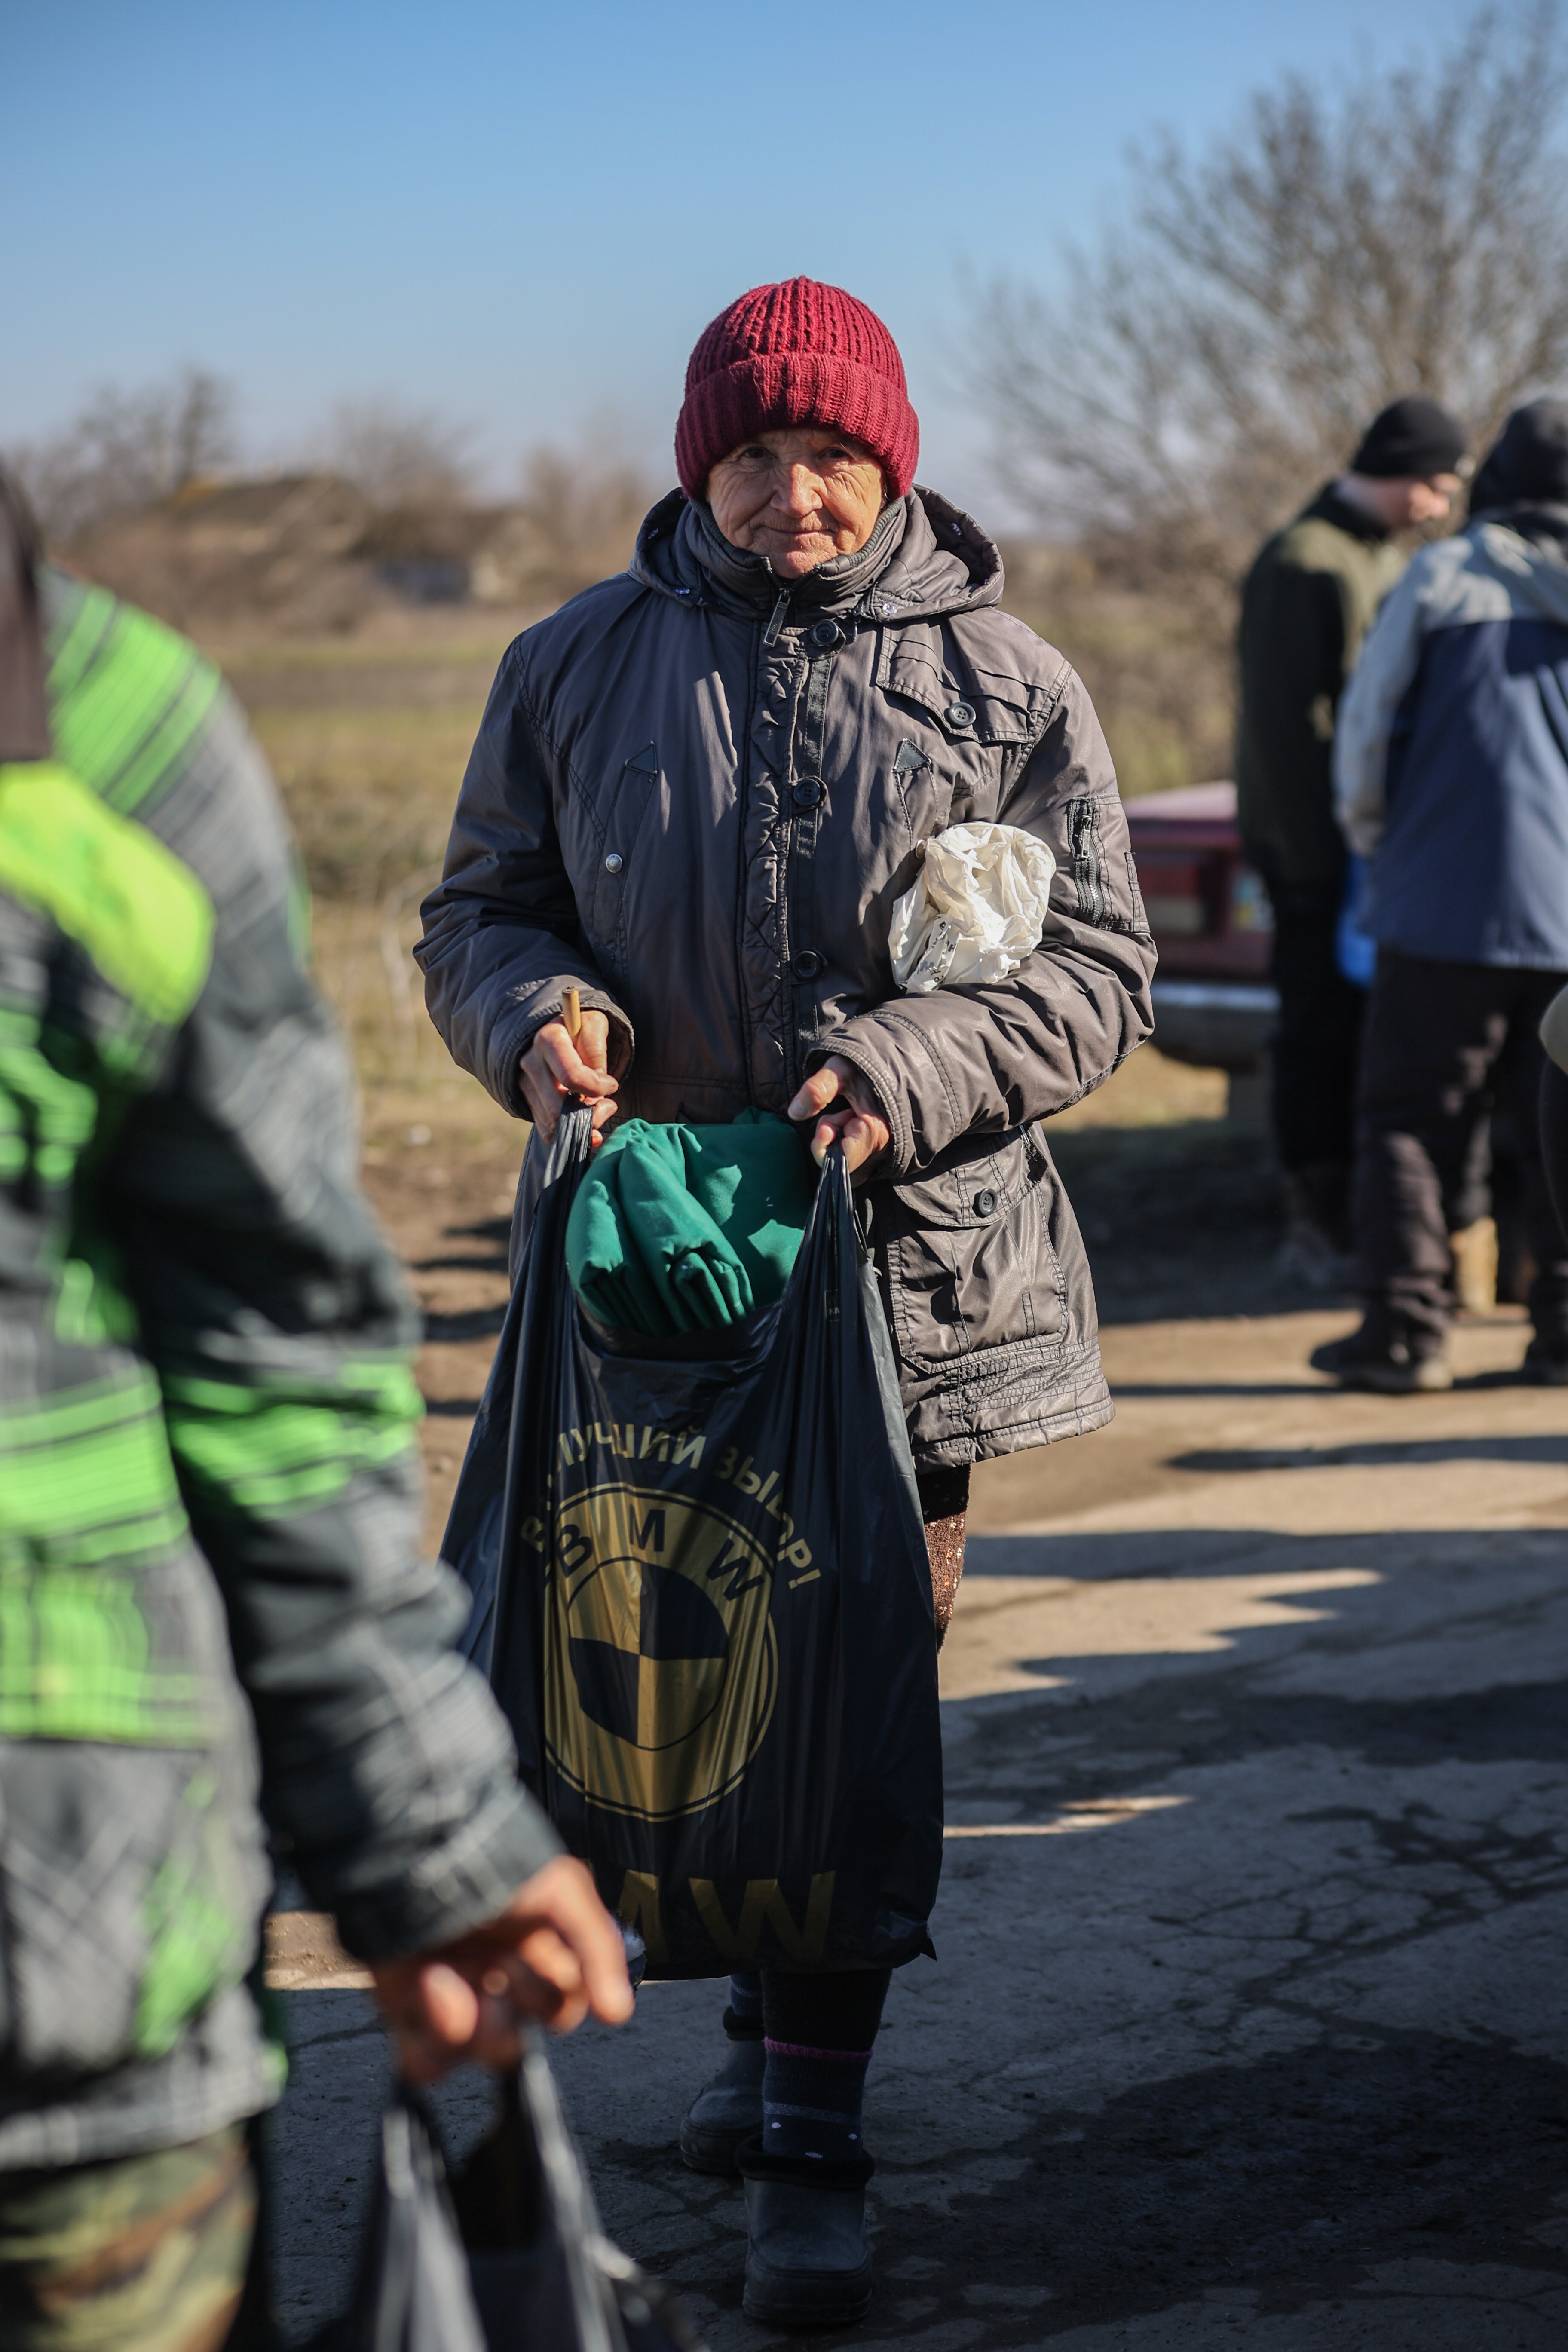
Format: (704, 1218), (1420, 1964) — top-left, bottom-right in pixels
(1310, 1311), (1455, 1392)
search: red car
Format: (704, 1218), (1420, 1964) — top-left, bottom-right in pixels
(1124, 782), (1278, 1072)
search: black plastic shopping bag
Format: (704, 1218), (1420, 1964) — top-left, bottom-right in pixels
(308, 2037), (704, 2352)
(443, 1106), (943, 1978)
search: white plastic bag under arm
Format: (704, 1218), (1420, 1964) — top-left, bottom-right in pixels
(888, 821), (1057, 993)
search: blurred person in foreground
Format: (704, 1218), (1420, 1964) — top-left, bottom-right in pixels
(1236, 396), (1469, 1286)
(0, 472), (630, 2352)
(418, 276), (1155, 2327)
(1314, 400), (1568, 1392)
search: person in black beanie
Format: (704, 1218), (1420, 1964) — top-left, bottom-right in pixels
(1236, 396), (1470, 1286)
(1318, 399), (1568, 1389)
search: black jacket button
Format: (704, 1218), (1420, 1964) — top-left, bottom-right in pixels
(793, 950), (824, 980)
(793, 778), (824, 808)
(808, 619), (842, 650)
(974, 1188), (997, 1216)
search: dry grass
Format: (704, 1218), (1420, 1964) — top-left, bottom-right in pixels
(999, 541), (1237, 801)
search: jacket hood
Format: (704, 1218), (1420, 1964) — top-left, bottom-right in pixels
(1468, 398), (1568, 513)
(1468, 515), (1568, 628)
(630, 486), (1005, 627)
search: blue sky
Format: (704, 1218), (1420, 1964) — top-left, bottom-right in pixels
(7, 0), (1478, 510)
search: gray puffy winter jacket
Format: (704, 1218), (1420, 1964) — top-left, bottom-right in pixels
(417, 490), (1155, 1465)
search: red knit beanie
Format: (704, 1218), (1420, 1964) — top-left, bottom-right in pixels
(675, 278), (920, 500)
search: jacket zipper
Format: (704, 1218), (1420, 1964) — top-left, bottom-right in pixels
(1069, 797), (1104, 924)
(762, 588), (790, 648)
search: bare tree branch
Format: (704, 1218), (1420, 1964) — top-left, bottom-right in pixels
(316, 401), (472, 507)
(976, 2), (1568, 555)
(9, 368), (236, 542)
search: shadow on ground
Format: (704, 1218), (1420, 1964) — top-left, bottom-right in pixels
(1174, 1436), (1568, 1473)
(714, 2032), (1568, 2346)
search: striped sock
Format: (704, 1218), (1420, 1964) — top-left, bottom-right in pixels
(760, 1969), (890, 2166)
(762, 2036), (872, 2163)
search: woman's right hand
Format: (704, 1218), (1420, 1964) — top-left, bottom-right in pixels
(519, 1009), (619, 1145)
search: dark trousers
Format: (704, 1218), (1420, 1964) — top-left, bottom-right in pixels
(1542, 1060), (1568, 1235)
(761, 1967), (891, 2052)
(1355, 951), (1568, 1347)
(1260, 872), (1366, 1178)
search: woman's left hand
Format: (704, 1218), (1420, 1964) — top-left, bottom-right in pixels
(788, 1056), (892, 1179)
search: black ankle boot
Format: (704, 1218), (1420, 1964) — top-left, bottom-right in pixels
(738, 2139), (874, 2328)
(679, 2008), (764, 2175)
(1310, 1319), (1452, 1392)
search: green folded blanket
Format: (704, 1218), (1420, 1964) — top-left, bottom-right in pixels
(564, 1109), (819, 1335)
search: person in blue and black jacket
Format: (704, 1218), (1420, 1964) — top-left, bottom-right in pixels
(1320, 400), (1568, 1391)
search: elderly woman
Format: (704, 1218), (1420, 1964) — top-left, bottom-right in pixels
(417, 278), (1155, 2327)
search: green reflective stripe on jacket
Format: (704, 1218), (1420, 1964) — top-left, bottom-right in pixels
(0, 1001), (99, 1189)
(0, 1370), (189, 1557)
(45, 582), (222, 816)
(163, 1360), (424, 1517)
(0, 763), (215, 1033)
(44, 577), (116, 701)
(0, 1564), (205, 1741)
(0, 1373), (207, 1742)
(135, 1771), (251, 2057)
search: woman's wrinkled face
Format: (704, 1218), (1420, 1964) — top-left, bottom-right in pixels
(706, 428), (886, 577)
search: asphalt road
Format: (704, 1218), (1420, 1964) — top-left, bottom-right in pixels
(269, 1300), (1568, 2348)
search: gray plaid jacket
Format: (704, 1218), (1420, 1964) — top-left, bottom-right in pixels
(0, 560), (557, 2169)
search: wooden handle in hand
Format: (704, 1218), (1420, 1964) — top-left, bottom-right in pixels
(562, 986), (582, 1040)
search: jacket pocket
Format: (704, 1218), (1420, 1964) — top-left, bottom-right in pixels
(588, 744), (661, 959)
(878, 1129), (1066, 1366)
(0, 1742), (265, 2083)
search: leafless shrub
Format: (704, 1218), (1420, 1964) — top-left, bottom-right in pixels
(977, 2), (1568, 553)
(519, 434), (654, 567)
(318, 401), (472, 508)
(469, 432), (658, 606)
(11, 368), (236, 543)
(969, 3), (1568, 788)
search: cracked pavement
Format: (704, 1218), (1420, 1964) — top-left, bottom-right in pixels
(269, 1295), (1568, 2347)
